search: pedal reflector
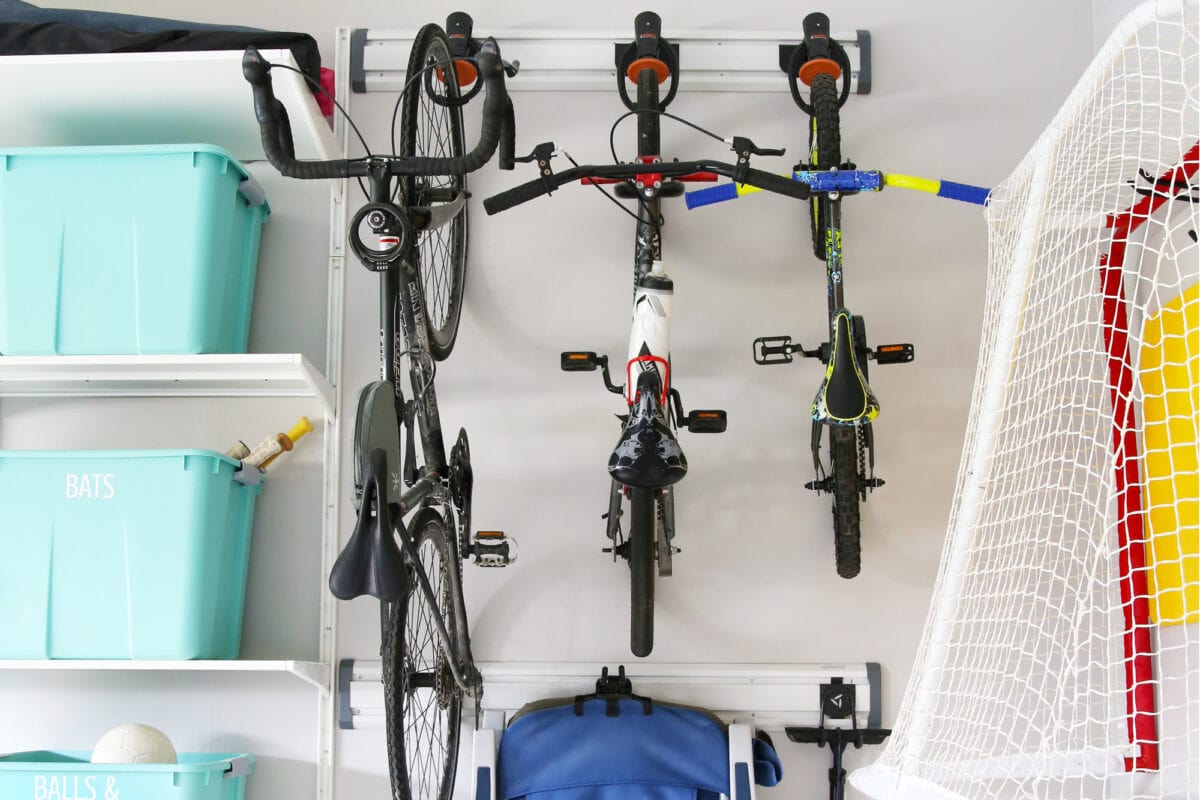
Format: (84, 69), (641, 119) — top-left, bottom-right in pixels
(686, 409), (728, 433)
(561, 351), (600, 371)
(874, 343), (914, 364)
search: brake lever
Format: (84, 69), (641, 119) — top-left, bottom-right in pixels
(728, 136), (786, 185)
(513, 141), (559, 193)
(502, 59), (520, 78)
(729, 136), (786, 158)
(513, 141), (556, 166)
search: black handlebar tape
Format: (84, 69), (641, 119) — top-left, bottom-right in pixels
(634, 11), (663, 58)
(498, 98), (516, 170)
(243, 46), (280, 125)
(482, 175), (555, 214)
(398, 49), (509, 176)
(740, 167), (811, 200)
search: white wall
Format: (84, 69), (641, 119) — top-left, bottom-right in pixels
(1093, 0), (1147, 48)
(2, 1), (1106, 798)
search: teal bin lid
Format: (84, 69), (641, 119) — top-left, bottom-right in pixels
(0, 143), (269, 213)
(0, 449), (265, 490)
(0, 751), (255, 775)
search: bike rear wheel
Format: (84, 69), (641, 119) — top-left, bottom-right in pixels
(383, 509), (463, 800)
(399, 24), (469, 361)
(807, 71), (841, 261)
(629, 487), (656, 657)
(828, 426), (862, 578)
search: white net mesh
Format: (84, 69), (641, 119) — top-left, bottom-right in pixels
(851, 2), (1199, 799)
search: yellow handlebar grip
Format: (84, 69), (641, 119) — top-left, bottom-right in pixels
(883, 174), (940, 195)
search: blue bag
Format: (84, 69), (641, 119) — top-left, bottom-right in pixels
(497, 696), (782, 800)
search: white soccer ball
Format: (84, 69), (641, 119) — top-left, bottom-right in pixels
(91, 723), (177, 764)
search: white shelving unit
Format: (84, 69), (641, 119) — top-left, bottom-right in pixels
(0, 43), (347, 800)
(0, 354), (335, 418)
(0, 49), (337, 161)
(0, 660), (331, 693)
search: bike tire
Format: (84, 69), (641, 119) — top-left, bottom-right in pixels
(383, 509), (463, 800)
(828, 425), (862, 578)
(629, 487), (656, 657)
(399, 24), (469, 361)
(807, 71), (841, 261)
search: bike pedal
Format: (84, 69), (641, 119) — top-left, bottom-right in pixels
(805, 477), (831, 494)
(753, 336), (795, 365)
(471, 531), (518, 567)
(684, 409), (727, 433)
(561, 351), (601, 372)
(874, 343), (914, 365)
(864, 477), (887, 489)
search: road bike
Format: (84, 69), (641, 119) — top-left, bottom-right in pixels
(243, 14), (517, 799)
(484, 12), (810, 657)
(685, 12), (988, 579)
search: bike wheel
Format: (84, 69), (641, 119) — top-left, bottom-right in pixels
(383, 509), (463, 800)
(629, 487), (656, 657)
(399, 24), (469, 361)
(807, 71), (841, 261)
(828, 426), (862, 578)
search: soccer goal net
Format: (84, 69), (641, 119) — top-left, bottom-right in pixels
(851, 2), (1198, 799)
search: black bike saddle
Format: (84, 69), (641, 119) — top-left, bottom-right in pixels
(811, 310), (880, 424)
(329, 447), (408, 602)
(608, 370), (688, 488)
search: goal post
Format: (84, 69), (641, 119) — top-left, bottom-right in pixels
(852, 2), (1198, 799)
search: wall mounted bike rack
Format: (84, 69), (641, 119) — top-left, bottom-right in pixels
(336, 660), (883, 731)
(350, 28), (870, 94)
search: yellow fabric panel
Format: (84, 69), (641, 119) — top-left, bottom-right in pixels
(1140, 281), (1199, 625)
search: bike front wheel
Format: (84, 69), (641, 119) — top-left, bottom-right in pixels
(399, 24), (469, 361)
(629, 487), (656, 657)
(383, 509), (463, 800)
(807, 70), (842, 261)
(828, 426), (862, 578)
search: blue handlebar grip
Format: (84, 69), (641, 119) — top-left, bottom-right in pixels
(685, 182), (740, 209)
(937, 180), (991, 206)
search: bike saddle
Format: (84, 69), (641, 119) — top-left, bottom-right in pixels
(608, 370), (688, 488)
(329, 447), (409, 602)
(811, 310), (880, 424)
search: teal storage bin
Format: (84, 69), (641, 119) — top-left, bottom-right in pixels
(0, 450), (264, 659)
(0, 752), (253, 800)
(0, 144), (269, 355)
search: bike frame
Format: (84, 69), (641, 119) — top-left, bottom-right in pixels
(371, 170), (478, 697)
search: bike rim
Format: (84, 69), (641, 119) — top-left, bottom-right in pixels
(402, 30), (468, 358)
(389, 520), (461, 800)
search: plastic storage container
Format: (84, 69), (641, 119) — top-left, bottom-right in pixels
(0, 450), (264, 659)
(0, 144), (269, 355)
(0, 751), (253, 800)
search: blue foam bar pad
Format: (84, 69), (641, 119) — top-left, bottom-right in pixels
(937, 180), (991, 205)
(685, 182), (739, 209)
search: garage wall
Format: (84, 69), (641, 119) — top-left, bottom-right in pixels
(2, 1), (1117, 797)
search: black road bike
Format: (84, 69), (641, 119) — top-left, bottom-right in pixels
(243, 15), (516, 800)
(484, 12), (811, 657)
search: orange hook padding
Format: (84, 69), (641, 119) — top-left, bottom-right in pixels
(436, 58), (478, 88)
(798, 57), (842, 86)
(626, 57), (670, 84)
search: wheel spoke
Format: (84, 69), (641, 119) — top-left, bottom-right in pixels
(385, 512), (461, 800)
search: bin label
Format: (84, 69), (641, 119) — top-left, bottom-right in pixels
(32, 774), (118, 800)
(64, 473), (115, 500)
